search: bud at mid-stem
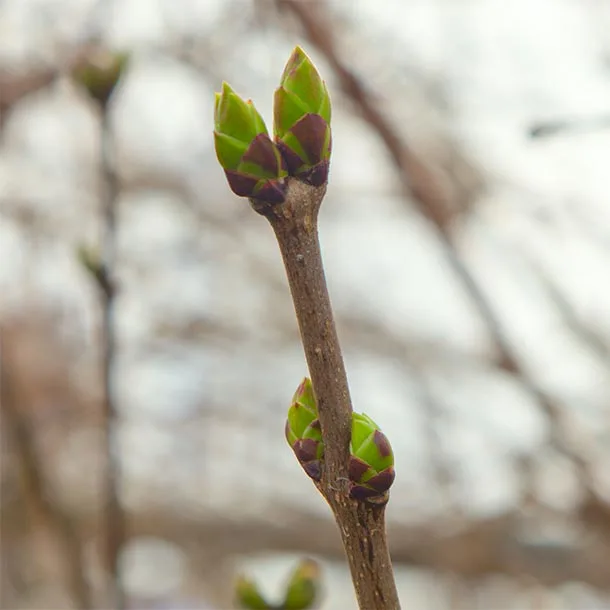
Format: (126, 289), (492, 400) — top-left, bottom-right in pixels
(235, 574), (272, 610)
(285, 378), (324, 481)
(349, 412), (395, 502)
(72, 50), (128, 107)
(273, 46), (331, 186)
(214, 82), (288, 204)
(282, 558), (322, 610)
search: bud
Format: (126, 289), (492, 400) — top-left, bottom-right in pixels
(349, 413), (395, 502)
(214, 82), (288, 204)
(72, 49), (128, 107)
(282, 558), (322, 610)
(273, 46), (331, 186)
(77, 245), (113, 296)
(235, 574), (272, 610)
(285, 378), (324, 481)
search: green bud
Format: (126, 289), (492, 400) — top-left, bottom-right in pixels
(273, 46), (331, 186)
(235, 574), (272, 610)
(77, 245), (113, 295)
(349, 413), (395, 502)
(282, 559), (322, 610)
(72, 50), (128, 107)
(214, 82), (288, 204)
(285, 378), (324, 481)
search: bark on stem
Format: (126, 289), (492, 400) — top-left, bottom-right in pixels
(250, 179), (401, 610)
(99, 112), (126, 610)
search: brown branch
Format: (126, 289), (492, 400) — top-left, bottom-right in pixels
(250, 179), (401, 610)
(0, 339), (93, 609)
(123, 506), (610, 591)
(96, 110), (126, 610)
(276, 0), (593, 483)
(0, 68), (58, 130)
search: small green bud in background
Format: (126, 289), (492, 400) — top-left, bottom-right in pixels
(77, 245), (113, 296)
(349, 413), (395, 502)
(282, 558), (322, 610)
(72, 49), (128, 107)
(273, 46), (331, 186)
(285, 378), (324, 481)
(235, 574), (272, 610)
(214, 82), (288, 204)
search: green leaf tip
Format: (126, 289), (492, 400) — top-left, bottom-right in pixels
(235, 574), (272, 610)
(282, 558), (322, 610)
(286, 378), (324, 481)
(273, 46), (332, 186)
(213, 81), (287, 204)
(349, 412), (395, 504)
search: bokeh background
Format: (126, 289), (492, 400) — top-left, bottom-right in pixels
(1, 0), (610, 608)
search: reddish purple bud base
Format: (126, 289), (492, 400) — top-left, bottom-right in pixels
(373, 429), (392, 458)
(225, 170), (287, 204)
(350, 484), (390, 506)
(276, 114), (331, 186)
(243, 133), (286, 176)
(349, 458), (395, 494)
(348, 456), (370, 482)
(290, 438), (323, 481)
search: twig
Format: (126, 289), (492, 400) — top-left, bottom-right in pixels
(0, 348), (93, 608)
(124, 505), (610, 590)
(97, 109), (126, 610)
(276, 0), (593, 483)
(251, 179), (401, 610)
(528, 115), (610, 138)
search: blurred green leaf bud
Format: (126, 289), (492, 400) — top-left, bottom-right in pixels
(285, 378), (324, 481)
(72, 49), (128, 107)
(235, 574), (272, 610)
(282, 558), (322, 610)
(214, 82), (288, 204)
(348, 413), (395, 503)
(273, 46), (331, 186)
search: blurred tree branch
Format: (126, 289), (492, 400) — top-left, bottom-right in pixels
(0, 325), (92, 609)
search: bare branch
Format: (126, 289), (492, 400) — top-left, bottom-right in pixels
(0, 331), (92, 609)
(251, 179), (401, 609)
(95, 108), (127, 610)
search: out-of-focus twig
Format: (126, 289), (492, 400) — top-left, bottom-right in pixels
(97, 108), (126, 610)
(275, 0), (594, 484)
(72, 45), (128, 609)
(0, 337), (92, 609)
(529, 115), (610, 138)
(0, 68), (58, 130)
(127, 505), (610, 590)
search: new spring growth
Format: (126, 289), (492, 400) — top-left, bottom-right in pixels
(214, 82), (288, 204)
(285, 378), (324, 481)
(72, 49), (128, 107)
(282, 559), (322, 610)
(349, 413), (395, 503)
(235, 559), (322, 610)
(273, 46), (332, 186)
(235, 574), (271, 610)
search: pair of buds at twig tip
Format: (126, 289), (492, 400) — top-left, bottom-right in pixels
(286, 378), (395, 503)
(235, 558), (322, 610)
(214, 46), (332, 205)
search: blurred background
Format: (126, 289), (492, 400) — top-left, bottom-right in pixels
(1, 0), (610, 608)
